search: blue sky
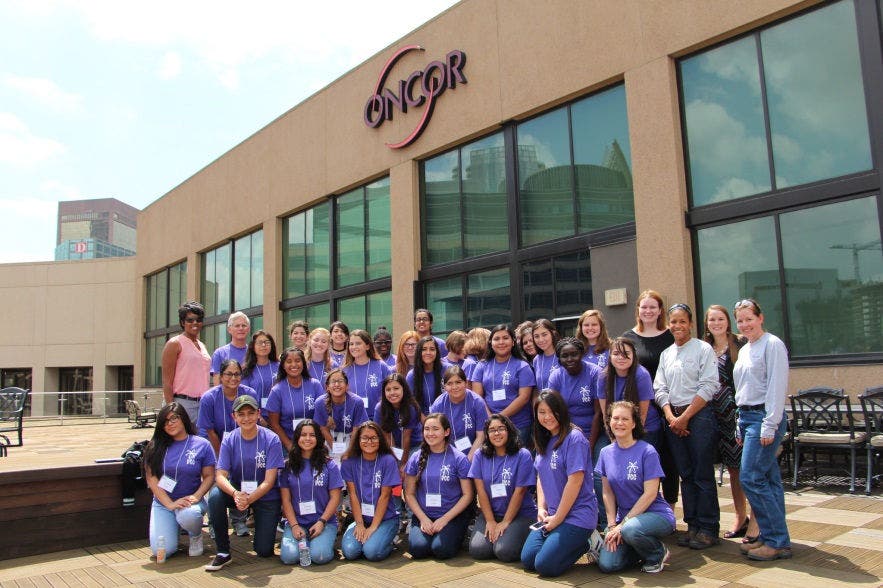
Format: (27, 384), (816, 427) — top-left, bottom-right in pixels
(0, 0), (459, 263)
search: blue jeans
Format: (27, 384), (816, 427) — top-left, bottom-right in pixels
(149, 498), (206, 556)
(739, 410), (790, 549)
(469, 515), (533, 562)
(280, 521), (337, 565)
(208, 487), (280, 557)
(598, 512), (673, 572)
(341, 517), (399, 561)
(665, 405), (719, 535)
(521, 522), (590, 577)
(517, 424), (533, 452)
(409, 510), (471, 559)
(593, 434), (611, 529)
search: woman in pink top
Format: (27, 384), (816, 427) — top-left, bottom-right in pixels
(162, 301), (212, 423)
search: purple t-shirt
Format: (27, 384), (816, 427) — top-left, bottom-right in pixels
(535, 428), (598, 530)
(406, 368), (442, 414)
(468, 448), (537, 519)
(341, 453), (401, 524)
(217, 426), (285, 502)
(462, 356), (479, 382)
(584, 346), (610, 371)
(279, 459), (344, 527)
(196, 384), (259, 440)
(548, 362), (602, 437)
(532, 352), (560, 391)
(344, 360), (393, 415)
(429, 391), (489, 447)
(266, 378), (323, 440)
(405, 446), (470, 519)
(597, 365), (660, 433)
(210, 343), (248, 375)
(595, 440), (675, 528)
(307, 360), (329, 386)
(241, 362), (279, 418)
(473, 358), (536, 428)
(373, 401), (422, 448)
(329, 349), (346, 368)
(440, 357), (464, 371)
(158, 435), (216, 500)
(381, 354), (397, 369)
(312, 392), (369, 436)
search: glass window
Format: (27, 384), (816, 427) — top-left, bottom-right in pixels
(146, 270), (168, 332)
(145, 336), (165, 387)
(336, 291), (392, 334)
(467, 267), (511, 328)
(284, 303), (331, 335)
(168, 262), (187, 326)
(366, 178), (391, 281)
(202, 243), (231, 317)
(780, 197), (882, 355)
(426, 277), (462, 334)
(522, 250), (591, 322)
(337, 179), (391, 288)
(424, 150), (461, 264)
(234, 231), (263, 309)
(144, 260), (187, 387)
(283, 203), (331, 298)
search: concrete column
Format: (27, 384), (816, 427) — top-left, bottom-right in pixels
(389, 160), (421, 336)
(262, 218), (282, 340)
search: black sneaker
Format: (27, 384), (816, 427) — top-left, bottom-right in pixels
(205, 553), (232, 571)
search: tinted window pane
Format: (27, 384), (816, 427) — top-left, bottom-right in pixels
(168, 262), (186, 326)
(284, 213), (306, 298)
(424, 151), (461, 264)
(234, 233), (252, 310)
(337, 295), (366, 331)
(337, 190), (365, 288)
(463, 133), (508, 257)
(696, 217), (784, 338)
(518, 108), (573, 246)
(762, 0), (871, 187)
(250, 231), (263, 307)
(284, 303), (330, 333)
(145, 336), (165, 387)
(780, 197), (883, 355)
(555, 250), (592, 318)
(366, 291), (392, 334)
(426, 277), (462, 333)
(681, 36), (771, 206)
(202, 323), (225, 355)
(308, 204), (331, 294)
(467, 267), (511, 328)
(204, 243), (231, 316)
(522, 259), (553, 321)
(366, 178), (391, 280)
(572, 86), (635, 231)
(250, 315), (263, 334)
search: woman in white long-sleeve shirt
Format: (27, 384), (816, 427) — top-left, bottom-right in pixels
(653, 303), (719, 550)
(732, 298), (792, 561)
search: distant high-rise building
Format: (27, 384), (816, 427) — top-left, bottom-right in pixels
(55, 198), (139, 260)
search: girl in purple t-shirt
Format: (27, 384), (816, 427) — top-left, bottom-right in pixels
(313, 368), (370, 461)
(407, 335), (445, 415)
(467, 414), (537, 562)
(267, 347), (323, 452)
(598, 338), (661, 441)
(531, 318), (561, 392)
(595, 401), (675, 574)
(279, 420), (343, 565)
(577, 309), (612, 370)
(430, 366), (490, 460)
(340, 422), (402, 562)
(375, 373), (422, 470)
(240, 330), (280, 421)
(404, 413), (475, 559)
(521, 391), (599, 578)
(343, 329), (394, 417)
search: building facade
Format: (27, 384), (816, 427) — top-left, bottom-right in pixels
(55, 198), (138, 261)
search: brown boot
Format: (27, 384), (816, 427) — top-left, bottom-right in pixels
(747, 544), (793, 561)
(739, 538), (763, 554)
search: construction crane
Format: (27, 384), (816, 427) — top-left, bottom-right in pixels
(829, 240), (881, 282)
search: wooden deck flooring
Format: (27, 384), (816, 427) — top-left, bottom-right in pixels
(1, 420), (882, 586)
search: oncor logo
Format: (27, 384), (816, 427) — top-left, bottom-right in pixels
(363, 46), (467, 149)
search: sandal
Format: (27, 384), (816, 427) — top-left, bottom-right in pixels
(724, 518), (749, 539)
(742, 534), (759, 544)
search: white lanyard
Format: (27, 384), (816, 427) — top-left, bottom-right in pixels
(537, 354), (554, 389)
(422, 447), (449, 496)
(311, 360), (326, 385)
(165, 435), (190, 480)
(446, 394), (471, 439)
(222, 389), (241, 435)
(238, 430), (260, 484)
(360, 456), (378, 505)
(493, 357), (512, 389)
(331, 396), (350, 433)
(295, 461), (316, 504)
(286, 379), (305, 418)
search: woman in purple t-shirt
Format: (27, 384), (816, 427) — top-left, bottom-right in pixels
(375, 373), (422, 470)
(340, 422), (402, 561)
(407, 335), (445, 415)
(595, 401), (675, 574)
(267, 347), (323, 452)
(313, 368), (370, 461)
(404, 413), (475, 559)
(279, 420), (343, 565)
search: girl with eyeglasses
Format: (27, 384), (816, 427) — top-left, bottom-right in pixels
(240, 330), (279, 421)
(395, 330), (420, 377)
(196, 359), (259, 456)
(312, 368), (369, 462)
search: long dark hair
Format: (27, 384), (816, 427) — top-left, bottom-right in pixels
(277, 346), (311, 382)
(242, 330), (278, 379)
(479, 414), (521, 458)
(413, 335), (443, 413)
(605, 337), (640, 404)
(486, 324), (525, 362)
(533, 390), (573, 454)
(378, 373), (420, 435)
(144, 403), (197, 478)
(343, 421), (393, 460)
(287, 419), (329, 477)
(415, 413), (451, 478)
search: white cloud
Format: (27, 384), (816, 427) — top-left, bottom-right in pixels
(0, 195), (57, 219)
(40, 179), (82, 200)
(157, 51), (182, 80)
(2, 74), (83, 113)
(0, 112), (66, 166)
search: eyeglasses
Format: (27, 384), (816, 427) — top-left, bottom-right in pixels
(487, 427), (507, 435)
(183, 317), (203, 324)
(415, 317), (430, 322)
(360, 436), (380, 443)
(403, 342), (417, 349)
(221, 372), (242, 378)
(165, 415), (181, 423)
(374, 339), (392, 346)
(255, 340), (272, 346)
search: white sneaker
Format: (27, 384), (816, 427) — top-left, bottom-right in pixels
(189, 533), (204, 557)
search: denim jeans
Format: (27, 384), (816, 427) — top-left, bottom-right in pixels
(597, 512), (674, 572)
(648, 424), (680, 505)
(341, 517), (399, 561)
(739, 409), (790, 549)
(517, 424), (533, 452)
(208, 487), (280, 557)
(409, 510), (471, 559)
(592, 434), (611, 529)
(280, 521), (337, 565)
(665, 405), (719, 535)
(469, 515), (533, 562)
(149, 498), (206, 556)
(521, 521), (591, 577)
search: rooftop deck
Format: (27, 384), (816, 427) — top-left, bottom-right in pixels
(1, 419), (882, 587)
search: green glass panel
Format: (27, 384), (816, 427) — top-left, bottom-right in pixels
(366, 291), (393, 335)
(522, 258), (553, 321)
(366, 178), (391, 280)
(337, 296), (367, 331)
(337, 189), (365, 288)
(284, 303), (331, 337)
(463, 132), (508, 257)
(250, 231), (263, 307)
(284, 213), (307, 298)
(424, 150), (461, 264)
(426, 276), (462, 333)
(308, 203), (331, 294)
(145, 336), (166, 387)
(168, 262), (186, 326)
(467, 267), (511, 328)
(554, 250), (592, 318)
(571, 86), (634, 231)
(234, 233), (252, 310)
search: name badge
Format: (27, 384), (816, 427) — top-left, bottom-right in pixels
(292, 418), (304, 432)
(158, 475), (177, 492)
(361, 502), (375, 517)
(299, 500), (317, 515)
(454, 436), (472, 452)
(490, 483), (507, 498)
(241, 480), (258, 493)
(492, 388), (506, 402)
(391, 447), (404, 460)
(261, 397), (268, 408)
(362, 397), (369, 409)
(425, 493), (442, 508)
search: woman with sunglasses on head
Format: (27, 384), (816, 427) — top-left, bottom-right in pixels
(313, 368), (369, 461)
(344, 329), (394, 418)
(196, 359), (259, 456)
(288, 320), (310, 353)
(430, 365), (490, 460)
(267, 347), (323, 452)
(467, 414), (537, 562)
(732, 298), (792, 561)
(279, 420), (343, 566)
(144, 403), (215, 562)
(241, 330), (279, 421)
(340, 421), (402, 561)
(654, 303), (720, 550)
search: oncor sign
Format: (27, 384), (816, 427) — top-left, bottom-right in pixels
(363, 46), (467, 149)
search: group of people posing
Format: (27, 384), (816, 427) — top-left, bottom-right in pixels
(148, 293), (791, 575)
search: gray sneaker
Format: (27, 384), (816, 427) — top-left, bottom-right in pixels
(233, 520), (250, 537)
(188, 533), (204, 557)
(641, 546), (670, 573)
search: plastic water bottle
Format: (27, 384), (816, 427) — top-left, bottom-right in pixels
(156, 535), (166, 563)
(297, 537), (311, 567)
